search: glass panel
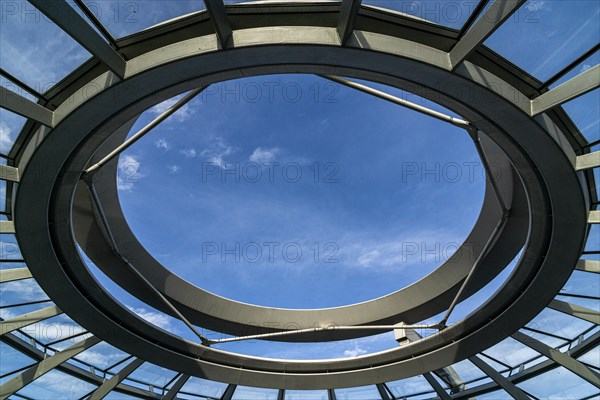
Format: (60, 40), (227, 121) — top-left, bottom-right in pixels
(0, 108), (27, 155)
(363, 1), (483, 29)
(335, 385), (382, 400)
(475, 389), (512, 400)
(285, 390), (329, 400)
(516, 366), (599, 399)
(562, 89), (600, 144)
(484, 0), (600, 81)
(0, 234), (21, 260)
(20, 314), (87, 348)
(81, 0), (205, 39)
(577, 346), (600, 369)
(16, 369), (97, 399)
(0, 2), (91, 89)
(482, 337), (544, 368)
(0, 341), (36, 383)
(125, 362), (178, 389)
(561, 270), (600, 299)
(232, 386), (280, 400)
(526, 307), (593, 342)
(386, 375), (435, 399)
(448, 358), (493, 386)
(0, 278), (48, 306)
(549, 51), (600, 88)
(0, 179), (6, 212)
(73, 341), (131, 370)
(178, 376), (228, 399)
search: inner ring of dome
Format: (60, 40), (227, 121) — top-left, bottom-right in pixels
(113, 74), (486, 309)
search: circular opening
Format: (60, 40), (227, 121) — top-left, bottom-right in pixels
(117, 74), (485, 309)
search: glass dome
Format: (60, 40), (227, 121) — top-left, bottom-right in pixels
(0, 0), (598, 399)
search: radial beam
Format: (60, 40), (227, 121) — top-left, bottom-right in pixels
(0, 268), (32, 283)
(577, 259), (600, 274)
(221, 384), (237, 400)
(0, 336), (101, 399)
(0, 305), (62, 336)
(576, 151), (600, 171)
(322, 75), (471, 128)
(548, 299), (600, 325)
(0, 86), (54, 127)
(375, 384), (392, 400)
(588, 210), (600, 224)
(28, 0), (126, 79)
(422, 373), (451, 400)
(162, 374), (190, 400)
(469, 356), (531, 400)
(0, 221), (14, 234)
(337, 0), (362, 45)
(512, 331), (600, 388)
(204, 0), (233, 49)
(88, 358), (144, 400)
(0, 165), (19, 182)
(531, 64), (600, 116)
(450, 0), (526, 69)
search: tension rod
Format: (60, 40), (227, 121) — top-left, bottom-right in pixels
(85, 182), (211, 346)
(84, 87), (205, 178)
(438, 211), (509, 329)
(207, 323), (440, 345)
(322, 75), (471, 129)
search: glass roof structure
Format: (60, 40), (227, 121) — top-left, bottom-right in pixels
(0, 0), (599, 399)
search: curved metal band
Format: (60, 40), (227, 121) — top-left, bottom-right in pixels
(14, 27), (587, 388)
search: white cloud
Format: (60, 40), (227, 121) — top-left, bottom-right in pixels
(201, 137), (237, 168)
(343, 343), (367, 358)
(126, 306), (173, 331)
(249, 147), (280, 163)
(167, 164), (180, 174)
(180, 147), (197, 158)
(581, 64), (593, 73)
(117, 154), (143, 192)
(0, 279), (47, 302)
(525, 0), (545, 12)
(150, 95), (194, 121)
(154, 138), (170, 151)
(0, 121), (14, 151)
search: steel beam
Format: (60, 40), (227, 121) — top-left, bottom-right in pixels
(588, 210), (600, 224)
(450, 0), (526, 69)
(0, 305), (62, 336)
(577, 259), (600, 274)
(469, 356), (531, 400)
(221, 384), (237, 400)
(548, 299), (600, 325)
(204, 0), (233, 49)
(422, 373), (451, 400)
(0, 221), (14, 234)
(512, 331), (600, 388)
(88, 358), (144, 400)
(0, 336), (101, 399)
(532, 64), (600, 116)
(576, 151), (600, 171)
(28, 0), (126, 79)
(0, 86), (54, 127)
(0, 165), (19, 182)
(162, 374), (190, 400)
(375, 383), (392, 400)
(0, 268), (32, 283)
(337, 0), (362, 45)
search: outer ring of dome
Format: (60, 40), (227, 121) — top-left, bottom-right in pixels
(14, 27), (587, 389)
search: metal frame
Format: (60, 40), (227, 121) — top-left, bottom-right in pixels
(1, 0), (598, 397)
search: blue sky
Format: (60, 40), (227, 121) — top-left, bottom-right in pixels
(1, 1), (599, 398)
